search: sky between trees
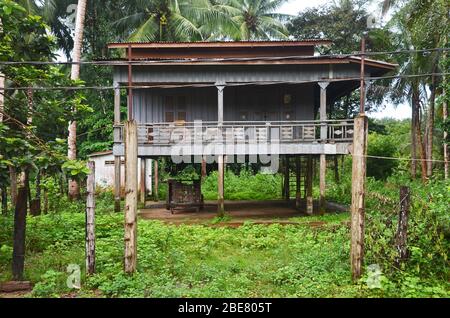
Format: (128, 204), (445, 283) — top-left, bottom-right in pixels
(278, 0), (410, 120)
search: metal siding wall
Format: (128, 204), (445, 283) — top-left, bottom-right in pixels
(133, 87), (218, 123)
(132, 84), (315, 123)
(115, 64), (363, 84)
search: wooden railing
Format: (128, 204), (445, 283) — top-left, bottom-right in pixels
(114, 120), (354, 146)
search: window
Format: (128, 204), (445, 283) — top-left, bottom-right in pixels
(177, 111), (187, 122)
(165, 111), (174, 122)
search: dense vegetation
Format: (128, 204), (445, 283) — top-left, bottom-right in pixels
(0, 0), (449, 299)
(0, 162), (448, 298)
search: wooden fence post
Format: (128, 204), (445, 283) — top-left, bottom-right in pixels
(86, 161), (96, 275)
(12, 186), (27, 280)
(350, 115), (368, 281)
(124, 120), (138, 274)
(395, 186), (410, 265)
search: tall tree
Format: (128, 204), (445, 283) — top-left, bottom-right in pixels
(223, 0), (289, 40)
(113, 0), (226, 41)
(68, 0), (87, 200)
(388, 0), (448, 180)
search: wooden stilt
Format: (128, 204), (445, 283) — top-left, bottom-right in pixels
(306, 155), (313, 215)
(218, 155), (225, 215)
(114, 156), (121, 212)
(140, 158), (146, 205)
(201, 156), (207, 179)
(153, 159), (159, 201)
(319, 154), (326, 215)
(296, 156), (301, 209)
(124, 120), (138, 274)
(350, 115), (368, 281)
(86, 161), (96, 275)
(284, 156), (290, 201)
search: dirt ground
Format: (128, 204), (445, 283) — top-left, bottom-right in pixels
(140, 200), (347, 225)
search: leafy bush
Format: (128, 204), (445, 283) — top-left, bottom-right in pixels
(367, 133), (398, 180)
(31, 270), (66, 298)
(202, 169), (282, 201)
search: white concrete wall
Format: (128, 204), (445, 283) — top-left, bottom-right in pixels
(89, 154), (153, 194)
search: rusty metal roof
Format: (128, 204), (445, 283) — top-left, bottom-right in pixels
(96, 55), (397, 70)
(107, 40), (333, 49)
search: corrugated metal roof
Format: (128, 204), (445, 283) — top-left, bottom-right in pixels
(95, 55), (397, 70)
(88, 150), (113, 157)
(107, 40), (332, 49)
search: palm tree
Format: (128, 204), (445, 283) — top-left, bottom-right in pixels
(113, 0), (289, 42)
(16, 0), (74, 58)
(113, 0), (229, 41)
(68, 0), (87, 200)
(221, 0), (289, 40)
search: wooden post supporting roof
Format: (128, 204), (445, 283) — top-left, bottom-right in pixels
(86, 161), (96, 275)
(114, 83), (121, 212)
(350, 115), (368, 281)
(124, 120), (138, 274)
(318, 82), (329, 215)
(216, 83), (225, 124)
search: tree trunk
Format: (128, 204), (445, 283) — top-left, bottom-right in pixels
(444, 97), (448, 180)
(411, 89), (419, 179)
(12, 171), (28, 281)
(86, 161), (96, 275)
(26, 88), (33, 126)
(9, 166), (17, 206)
(334, 155), (340, 183)
(426, 74), (437, 177)
(416, 109), (428, 183)
(0, 72), (4, 123)
(30, 171), (41, 216)
(395, 186), (410, 266)
(68, 0), (87, 200)
(43, 189), (49, 214)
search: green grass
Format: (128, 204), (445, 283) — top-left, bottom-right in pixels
(0, 172), (448, 298)
(1, 207), (448, 298)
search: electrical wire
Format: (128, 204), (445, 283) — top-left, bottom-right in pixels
(0, 47), (447, 66)
(0, 72), (448, 91)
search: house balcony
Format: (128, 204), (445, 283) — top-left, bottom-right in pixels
(113, 119), (354, 157)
